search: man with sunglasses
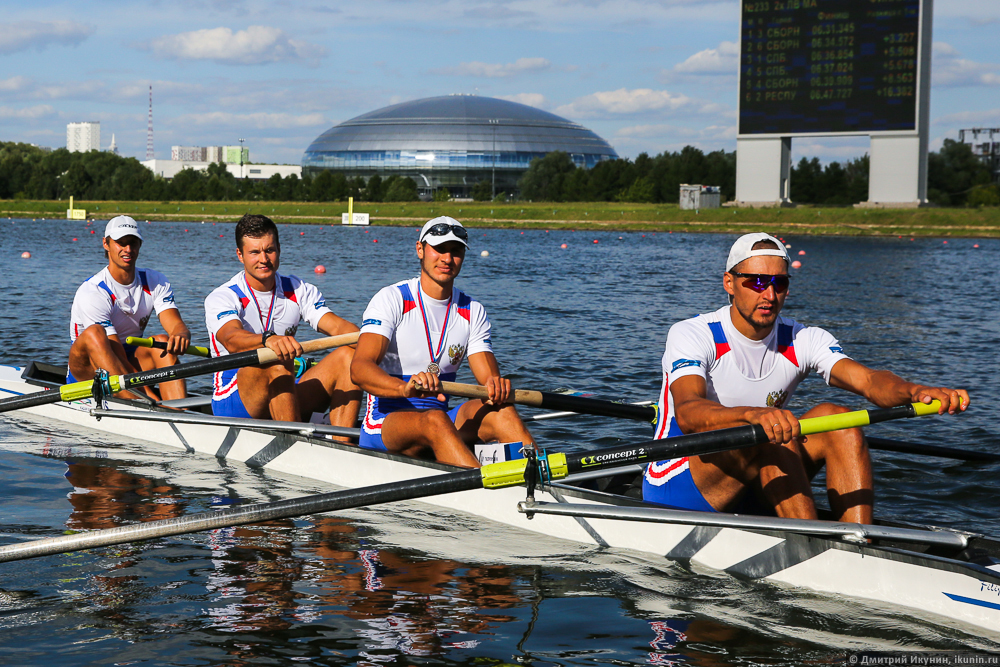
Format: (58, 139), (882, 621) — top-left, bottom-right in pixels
(351, 217), (535, 467)
(643, 232), (968, 522)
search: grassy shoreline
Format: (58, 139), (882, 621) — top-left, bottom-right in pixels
(4, 199), (1000, 237)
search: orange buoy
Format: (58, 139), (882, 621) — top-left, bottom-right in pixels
(560, 243), (568, 249)
(791, 260), (802, 269)
(314, 265), (326, 274)
(593, 239), (599, 244)
(798, 250), (806, 256)
(21, 251), (31, 259)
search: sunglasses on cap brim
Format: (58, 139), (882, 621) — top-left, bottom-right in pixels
(421, 223), (469, 242)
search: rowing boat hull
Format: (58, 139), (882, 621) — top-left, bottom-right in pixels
(1, 364), (998, 638)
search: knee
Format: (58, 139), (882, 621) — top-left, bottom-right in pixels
(80, 324), (110, 345)
(423, 409), (454, 429)
(329, 346), (355, 373)
(152, 334), (169, 343)
(810, 402), (850, 417)
(263, 362), (295, 380)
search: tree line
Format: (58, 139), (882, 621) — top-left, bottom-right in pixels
(1, 139), (996, 206)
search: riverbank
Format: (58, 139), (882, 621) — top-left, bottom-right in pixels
(4, 199), (1000, 237)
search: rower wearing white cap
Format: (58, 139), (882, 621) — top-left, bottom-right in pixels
(351, 217), (535, 468)
(68, 215), (191, 400)
(643, 232), (969, 522)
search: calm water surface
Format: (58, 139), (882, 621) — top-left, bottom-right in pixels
(0, 217), (998, 665)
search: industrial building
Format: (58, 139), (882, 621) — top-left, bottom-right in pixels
(959, 128), (1000, 184)
(301, 95), (618, 198)
(67, 122), (101, 153)
(141, 159), (300, 181)
(171, 145), (250, 164)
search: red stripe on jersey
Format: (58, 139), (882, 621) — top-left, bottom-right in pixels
(646, 457), (689, 479)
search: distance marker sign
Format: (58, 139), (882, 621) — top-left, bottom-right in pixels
(738, 0), (924, 136)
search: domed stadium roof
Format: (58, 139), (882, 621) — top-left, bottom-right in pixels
(301, 95), (618, 195)
(303, 95), (618, 157)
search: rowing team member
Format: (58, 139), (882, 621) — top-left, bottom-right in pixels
(643, 233), (969, 522)
(69, 216), (192, 401)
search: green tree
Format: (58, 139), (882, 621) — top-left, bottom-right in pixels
(432, 187), (450, 202)
(471, 180), (492, 201)
(383, 176), (419, 201)
(365, 174), (384, 202)
(967, 184), (1000, 207)
(928, 139), (993, 206)
(518, 151), (576, 201)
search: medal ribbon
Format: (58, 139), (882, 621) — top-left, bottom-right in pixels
(416, 287), (452, 369)
(245, 273), (277, 334)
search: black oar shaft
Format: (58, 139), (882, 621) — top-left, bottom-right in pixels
(867, 437), (1000, 463)
(0, 469), (484, 564)
(531, 392), (655, 421)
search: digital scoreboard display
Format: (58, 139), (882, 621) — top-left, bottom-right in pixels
(738, 0), (923, 136)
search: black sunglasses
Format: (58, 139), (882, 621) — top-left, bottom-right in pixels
(421, 223), (468, 241)
(730, 272), (790, 294)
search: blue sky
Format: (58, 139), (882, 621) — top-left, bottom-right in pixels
(2, 0), (999, 166)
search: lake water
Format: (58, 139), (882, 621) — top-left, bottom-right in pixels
(1, 217), (999, 664)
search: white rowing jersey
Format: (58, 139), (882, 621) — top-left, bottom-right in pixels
(69, 267), (177, 342)
(645, 305), (849, 487)
(204, 271), (332, 398)
(359, 277), (493, 383)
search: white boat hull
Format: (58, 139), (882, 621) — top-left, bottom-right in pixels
(1, 364), (998, 638)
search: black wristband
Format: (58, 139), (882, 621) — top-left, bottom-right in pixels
(262, 331), (275, 347)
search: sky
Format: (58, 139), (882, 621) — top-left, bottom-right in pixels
(2, 0), (999, 166)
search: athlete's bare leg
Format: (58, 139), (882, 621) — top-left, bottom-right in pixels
(797, 403), (873, 524)
(690, 438), (818, 519)
(380, 410), (481, 468)
(131, 334), (186, 400)
(453, 400), (535, 449)
(234, 362), (298, 421)
(295, 346), (362, 443)
(67, 324), (157, 400)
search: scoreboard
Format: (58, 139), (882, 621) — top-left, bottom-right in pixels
(738, 0), (925, 136)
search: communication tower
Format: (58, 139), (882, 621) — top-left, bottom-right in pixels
(146, 86), (154, 160)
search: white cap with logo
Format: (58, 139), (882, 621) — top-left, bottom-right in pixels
(726, 232), (788, 272)
(105, 215), (143, 241)
(418, 216), (469, 248)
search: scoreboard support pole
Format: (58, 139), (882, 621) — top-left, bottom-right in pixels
(735, 136), (794, 207)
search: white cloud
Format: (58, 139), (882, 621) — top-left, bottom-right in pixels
(555, 88), (704, 118)
(172, 111), (328, 129)
(0, 21), (93, 55)
(932, 42), (1000, 87)
(0, 76), (30, 92)
(0, 105), (55, 120)
(933, 108), (1000, 127)
(147, 26), (327, 66)
(497, 92), (548, 107)
(673, 41), (739, 74)
(432, 57), (552, 78)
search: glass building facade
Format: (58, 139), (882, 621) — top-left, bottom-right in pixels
(301, 95), (618, 197)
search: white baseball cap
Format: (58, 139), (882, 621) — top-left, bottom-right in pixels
(418, 216), (469, 248)
(726, 232), (788, 272)
(105, 215), (143, 241)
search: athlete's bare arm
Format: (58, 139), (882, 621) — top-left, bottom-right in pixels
(214, 319), (302, 361)
(351, 332), (444, 401)
(157, 309), (192, 356)
(827, 358), (969, 415)
(467, 351), (512, 405)
(671, 375), (801, 445)
(316, 312), (360, 339)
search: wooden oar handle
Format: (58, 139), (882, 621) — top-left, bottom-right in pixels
(256, 331), (360, 365)
(439, 381), (544, 406)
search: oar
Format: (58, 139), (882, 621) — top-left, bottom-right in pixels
(0, 400), (941, 563)
(496, 384), (992, 464)
(0, 331), (360, 415)
(126, 336), (210, 357)
(437, 381), (656, 421)
(866, 436), (1000, 463)
(126, 336), (316, 374)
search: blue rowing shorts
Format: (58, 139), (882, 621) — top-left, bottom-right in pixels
(360, 397), (463, 452)
(642, 457), (718, 513)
